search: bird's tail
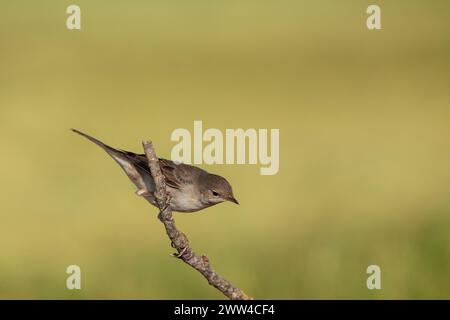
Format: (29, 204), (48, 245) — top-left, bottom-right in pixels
(71, 128), (119, 154)
(71, 129), (153, 193)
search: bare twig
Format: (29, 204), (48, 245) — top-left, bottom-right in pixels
(141, 141), (252, 300)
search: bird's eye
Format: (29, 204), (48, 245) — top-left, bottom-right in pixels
(211, 190), (219, 197)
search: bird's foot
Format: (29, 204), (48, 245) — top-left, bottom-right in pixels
(161, 193), (172, 211)
(171, 247), (188, 259)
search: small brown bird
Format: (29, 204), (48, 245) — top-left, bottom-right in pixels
(72, 129), (238, 212)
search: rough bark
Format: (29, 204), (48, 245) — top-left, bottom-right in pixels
(141, 141), (252, 300)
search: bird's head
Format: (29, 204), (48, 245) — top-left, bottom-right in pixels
(199, 173), (239, 206)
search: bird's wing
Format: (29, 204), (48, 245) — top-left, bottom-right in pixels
(159, 159), (194, 189)
(118, 154), (196, 190)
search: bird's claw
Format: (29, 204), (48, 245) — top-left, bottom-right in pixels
(171, 247), (187, 258)
(162, 193), (172, 211)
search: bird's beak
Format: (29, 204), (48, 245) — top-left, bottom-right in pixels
(228, 196), (239, 205)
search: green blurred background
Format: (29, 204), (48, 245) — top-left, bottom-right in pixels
(1, 0), (449, 299)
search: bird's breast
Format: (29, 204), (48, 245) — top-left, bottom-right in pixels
(168, 185), (206, 213)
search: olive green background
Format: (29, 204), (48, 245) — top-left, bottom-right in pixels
(1, 1), (449, 299)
